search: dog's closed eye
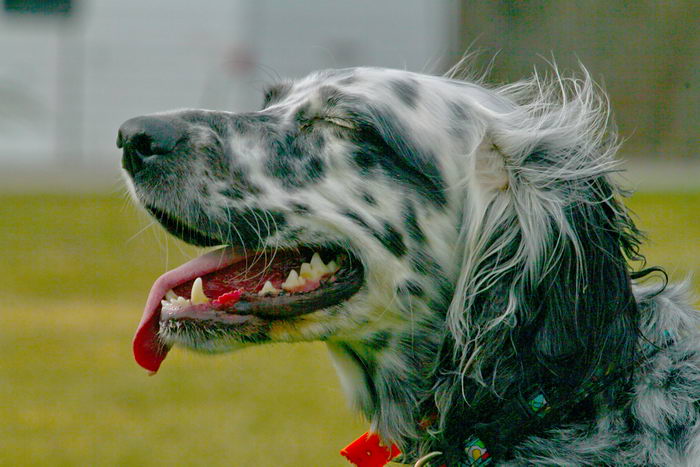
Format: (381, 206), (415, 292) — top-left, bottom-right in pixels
(323, 116), (355, 129)
(300, 115), (356, 131)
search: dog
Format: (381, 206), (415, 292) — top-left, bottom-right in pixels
(118, 65), (700, 466)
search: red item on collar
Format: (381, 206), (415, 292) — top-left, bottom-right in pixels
(340, 432), (401, 467)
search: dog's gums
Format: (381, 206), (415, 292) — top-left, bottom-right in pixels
(159, 251), (359, 320)
(133, 246), (364, 373)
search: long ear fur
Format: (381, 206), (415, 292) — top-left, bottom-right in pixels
(444, 67), (644, 416)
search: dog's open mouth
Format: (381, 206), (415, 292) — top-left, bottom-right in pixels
(134, 246), (364, 373)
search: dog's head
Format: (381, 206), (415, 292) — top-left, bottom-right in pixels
(120, 66), (644, 455)
(120, 68), (466, 371)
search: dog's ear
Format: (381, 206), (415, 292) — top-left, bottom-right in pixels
(447, 72), (642, 398)
(523, 176), (639, 387)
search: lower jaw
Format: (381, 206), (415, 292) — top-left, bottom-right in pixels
(157, 300), (351, 350)
(158, 315), (272, 349)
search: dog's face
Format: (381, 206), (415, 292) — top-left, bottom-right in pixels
(120, 68), (475, 372)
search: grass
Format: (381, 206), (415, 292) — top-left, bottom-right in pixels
(0, 192), (698, 466)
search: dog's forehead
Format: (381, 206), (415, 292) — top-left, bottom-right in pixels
(281, 67), (428, 109)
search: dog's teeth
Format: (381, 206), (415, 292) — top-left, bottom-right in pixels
(326, 260), (339, 274)
(190, 277), (210, 305)
(258, 280), (280, 296)
(282, 269), (305, 291)
(299, 262), (315, 279)
(165, 290), (178, 300)
(161, 296), (191, 311)
(310, 252), (325, 269)
(310, 252), (329, 275)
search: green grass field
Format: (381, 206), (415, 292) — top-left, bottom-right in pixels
(1, 192), (698, 466)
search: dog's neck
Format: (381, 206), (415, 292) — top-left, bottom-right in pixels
(326, 308), (451, 457)
(328, 281), (642, 462)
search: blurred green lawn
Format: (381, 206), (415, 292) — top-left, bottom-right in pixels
(1, 192), (698, 466)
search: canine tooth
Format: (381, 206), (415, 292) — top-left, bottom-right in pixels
(310, 252), (329, 275)
(165, 290), (178, 300)
(282, 269), (304, 291)
(191, 277), (210, 305)
(258, 280), (280, 296)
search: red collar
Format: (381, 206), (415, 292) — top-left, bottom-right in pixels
(340, 432), (400, 467)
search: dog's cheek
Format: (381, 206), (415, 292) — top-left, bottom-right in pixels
(264, 128), (329, 190)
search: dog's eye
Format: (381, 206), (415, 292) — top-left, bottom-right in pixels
(300, 116), (355, 132)
(323, 117), (355, 129)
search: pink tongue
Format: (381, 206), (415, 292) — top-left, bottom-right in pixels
(133, 246), (245, 373)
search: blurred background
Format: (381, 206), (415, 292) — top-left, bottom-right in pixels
(1, 1), (698, 465)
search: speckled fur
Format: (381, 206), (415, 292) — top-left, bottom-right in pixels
(124, 66), (700, 466)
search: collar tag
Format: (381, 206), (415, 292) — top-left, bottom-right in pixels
(340, 431), (401, 467)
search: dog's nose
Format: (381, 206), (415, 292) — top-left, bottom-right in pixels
(117, 116), (181, 176)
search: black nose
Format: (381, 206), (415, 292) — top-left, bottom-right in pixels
(117, 116), (181, 176)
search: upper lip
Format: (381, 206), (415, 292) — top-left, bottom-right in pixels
(146, 205), (222, 247)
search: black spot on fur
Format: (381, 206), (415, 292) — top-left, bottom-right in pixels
(221, 187), (244, 200)
(448, 101), (468, 120)
(294, 103), (312, 126)
(232, 113), (279, 134)
(215, 150), (262, 197)
(219, 207), (287, 248)
(389, 79), (419, 108)
(428, 280), (453, 317)
(204, 148), (233, 182)
(403, 202), (426, 244)
(379, 223), (406, 257)
(290, 202), (311, 215)
(181, 111), (231, 136)
(409, 251), (442, 276)
(447, 102), (469, 138)
(306, 156), (325, 179)
(361, 191), (377, 206)
(668, 422), (689, 451)
(342, 209), (371, 230)
(352, 148), (379, 174)
(266, 130), (327, 189)
(397, 280), (425, 297)
(262, 82), (292, 108)
(311, 133), (326, 152)
(662, 367), (684, 390)
(318, 85), (346, 107)
(363, 331), (391, 351)
(255, 113), (281, 125)
(351, 104), (446, 206)
(341, 210), (405, 257)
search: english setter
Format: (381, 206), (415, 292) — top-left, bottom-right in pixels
(118, 65), (700, 466)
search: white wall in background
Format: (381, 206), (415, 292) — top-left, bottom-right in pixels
(0, 0), (458, 169)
